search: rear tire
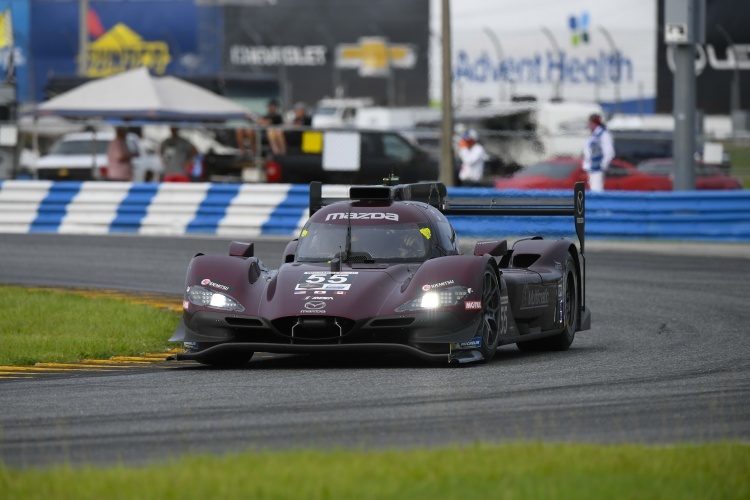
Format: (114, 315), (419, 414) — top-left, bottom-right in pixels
(478, 264), (501, 362)
(517, 254), (578, 352)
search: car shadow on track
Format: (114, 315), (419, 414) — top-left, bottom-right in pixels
(168, 343), (604, 371)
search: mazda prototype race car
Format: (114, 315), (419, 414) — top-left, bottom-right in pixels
(169, 181), (591, 366)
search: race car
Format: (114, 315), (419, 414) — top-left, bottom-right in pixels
(169, 181), (590, 366)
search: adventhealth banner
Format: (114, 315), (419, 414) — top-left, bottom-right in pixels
(442, 0), (657, 113)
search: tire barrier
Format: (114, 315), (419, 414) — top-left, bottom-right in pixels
(0, 181), (748, 241)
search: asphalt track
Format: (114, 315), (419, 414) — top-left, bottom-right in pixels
(0, 233), (748, 467)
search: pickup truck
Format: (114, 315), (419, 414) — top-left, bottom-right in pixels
(262, 128), (439, 184)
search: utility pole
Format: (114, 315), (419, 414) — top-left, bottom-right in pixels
(665, 0), (704, 191)
(78, 0), (89, 76)
(439, 0), (454, 186)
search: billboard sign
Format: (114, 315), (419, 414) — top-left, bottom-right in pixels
(436, 0), (657, 113)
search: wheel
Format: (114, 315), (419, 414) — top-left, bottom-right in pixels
(478, 263), (501, 362)
(517, 254), (578, 352)
(188, 342), (254, 368)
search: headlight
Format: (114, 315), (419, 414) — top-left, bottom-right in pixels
(396, 286), (470, 312)
(186, 285), (244, 312)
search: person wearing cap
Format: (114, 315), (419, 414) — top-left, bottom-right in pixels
(582, 113), (615, 192)
(236, 98), (285, 156)
(458, 129), (487, 186)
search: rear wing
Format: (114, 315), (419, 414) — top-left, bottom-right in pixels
(309, 181), (586, 253)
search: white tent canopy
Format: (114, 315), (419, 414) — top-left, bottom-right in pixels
(34, 67), (253, 122)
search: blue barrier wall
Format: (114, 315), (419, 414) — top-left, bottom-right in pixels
(1, 181), (749, 242)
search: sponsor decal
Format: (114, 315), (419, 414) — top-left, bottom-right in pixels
(335, 291), (347, 295)
(85, 18), (171, 77)
(182, 300), (190, 310)
(300, 310), (326, 314)
(294, 291), (306, 294)
(229, 44), (327, 67)
(201, 278), (230, 291)
(554, 260), (562, 270)
(304, 296), (333, 300)
(464, 301), (482, 310)
(304, 301), (327, 310)
(422, 279), (455, 291)
(314, 290), (327, 294)
(577, 191), (584, 217)
(336, 36), (417, 77)
(324, 212), (399, 221)
(451, 337), (482, 350)
(521, 285), (550, 309)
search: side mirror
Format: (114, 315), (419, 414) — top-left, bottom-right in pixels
(229, 241), (254, 258)
(282, 239), (298, 264)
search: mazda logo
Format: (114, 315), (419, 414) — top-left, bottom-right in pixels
(304, 301), (326, 309)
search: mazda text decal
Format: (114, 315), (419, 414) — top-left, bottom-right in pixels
(325, 212), (399, 221)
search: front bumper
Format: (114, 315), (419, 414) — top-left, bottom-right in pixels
(169, 309), (482, 363)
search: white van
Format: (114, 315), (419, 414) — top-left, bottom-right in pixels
(30, 131), (163, 182)
(311, 97), (374, 128)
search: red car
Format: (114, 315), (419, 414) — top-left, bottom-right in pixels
(637, 159), (743, 190)
(494, 157), (673, 191)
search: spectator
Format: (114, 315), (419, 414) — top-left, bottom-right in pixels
(582, 113), (615, 192)
(292, 101), (312, 127)
(458, 129), (487, 186)
(285, 102), (313, 152)
(160, 126), (198, 182)
(106, 126), (138, 181)
(235, 98), (284, 156)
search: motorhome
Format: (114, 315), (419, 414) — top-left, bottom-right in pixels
(417, 99), (604, 169)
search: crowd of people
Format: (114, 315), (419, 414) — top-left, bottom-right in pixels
(103, 100), (614, 190)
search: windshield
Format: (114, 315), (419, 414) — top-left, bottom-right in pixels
(50, 139), (109, 155)
(314, 107), (337, 116)
(296, 222), (430, 263)
(516, 161), (578, 179)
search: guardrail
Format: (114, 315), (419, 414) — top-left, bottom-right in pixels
(0, 180), (748, 241)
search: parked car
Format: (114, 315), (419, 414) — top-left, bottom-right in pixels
(636, 158), (742, 190)
(29, 131), (163, 182)
(494, 157), (673, 191)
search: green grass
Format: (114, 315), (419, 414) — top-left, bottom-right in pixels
(0, 286), (180, 366)
(0, 443), (747, 499)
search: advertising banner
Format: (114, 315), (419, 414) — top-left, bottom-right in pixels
(441, 0), (657, 113)
(223, 0), (429, 108)
(0, 0), (30, 103)
(656, 0), (750, 114)
(30, 0), (200, 103)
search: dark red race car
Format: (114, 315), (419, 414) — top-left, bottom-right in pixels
(169, 181), (591, 366)
(494, 157), (673, 191)
(636, 158), (743, 190)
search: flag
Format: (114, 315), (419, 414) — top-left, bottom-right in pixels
(0, 9), (13, 49)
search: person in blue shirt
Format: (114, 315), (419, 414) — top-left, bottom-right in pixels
(582, 114), (615, 192)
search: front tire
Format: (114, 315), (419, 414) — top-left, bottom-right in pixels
(517, 254), (578, 352)
(478, 264), (501, 362)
